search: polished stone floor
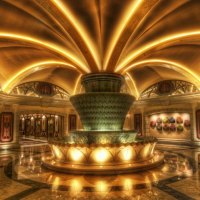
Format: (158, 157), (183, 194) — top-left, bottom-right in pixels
(0, 141), (200, 200)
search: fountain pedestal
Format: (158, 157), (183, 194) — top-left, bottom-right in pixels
(42, 73), (164, 174)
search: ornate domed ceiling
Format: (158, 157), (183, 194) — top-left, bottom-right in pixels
(1, 0), (200, 98)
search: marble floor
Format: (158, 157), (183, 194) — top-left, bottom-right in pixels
(0, 142), (200, 200)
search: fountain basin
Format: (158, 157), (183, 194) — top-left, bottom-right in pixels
(42, 137), (164, 174)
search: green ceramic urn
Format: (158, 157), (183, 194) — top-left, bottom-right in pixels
(70, 73), (135, 131)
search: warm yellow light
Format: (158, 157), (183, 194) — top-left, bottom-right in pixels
(104, 0), (142, 70)
(152, 172), (158, 184)
(94, 148), (110, 163)
(145, 176), (151, 189)
(2, 60), (77, 92)
(53, 0), (100, 70)
(116, 31), (200, 72)
(95, 181), (108, 193)
(150, 143), (156, 156)
(52, 145), (63, 160)
(29, 156), (33, 163)
(52, 177), (60, 191)
(70, 179), (82, 193)
(123, 178), (133, 191)
(0, 33), (89, 73)
(161, 165), (169, 173)
(47, 175), (53, 184)
(70, 148), (83, 161)
(122, 59), (200, 87)
(126, 72), (139, 99)
(121, 147), (132, 161)
(140, 144), (151, 158)
(73, 74), (82, 95)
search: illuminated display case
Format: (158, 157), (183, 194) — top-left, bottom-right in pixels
(148, 112), (191, 140)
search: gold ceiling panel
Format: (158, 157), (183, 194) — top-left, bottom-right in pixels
(20, 67), (80, 94)
(128, 66), (189, 94)
(0, 0), (200, 95)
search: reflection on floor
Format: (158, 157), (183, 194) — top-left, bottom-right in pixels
(0, 142), (200, 200)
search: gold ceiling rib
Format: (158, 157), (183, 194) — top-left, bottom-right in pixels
(0, 0), (79, 53)
(125, 72), (139, 99)
(0, 38), (80, 67)
(116, 31), (200, 72)
(126, 0), (188, 45)
(73, 74), (82, 95)
(35, 0), (100, 72)
(4, 0), (70, 43)
(0, 33), (88, 73)
(103, 0), (143, 71)
(104, 0), (158, 72)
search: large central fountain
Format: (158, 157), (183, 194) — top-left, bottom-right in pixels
(43, 73), (164, 174)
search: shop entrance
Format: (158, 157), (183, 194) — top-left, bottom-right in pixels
(19, 113), (64, 141)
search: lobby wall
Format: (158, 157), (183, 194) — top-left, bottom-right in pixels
(145, 110), (192, 144)
(0, 102), (79, 149)
(1, 91), (200, 148)
(133, 99), (200, 146)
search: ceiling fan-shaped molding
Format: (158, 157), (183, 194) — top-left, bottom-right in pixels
(10, 81), (69, 100)
(122, 59), (200, 94)
(2, 61), (80, 94)
(140, 80), (199, 99)
(0, 0), (200, 95)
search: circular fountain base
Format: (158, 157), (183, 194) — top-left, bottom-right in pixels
(42, 151), (164, 175)
(43, 73), (165, 174)
(42, 136), (164, 174)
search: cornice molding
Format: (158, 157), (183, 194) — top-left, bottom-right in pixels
(133, 92), (200, 106)
(0, 92), (71, 107)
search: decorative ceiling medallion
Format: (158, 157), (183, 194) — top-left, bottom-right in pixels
(10, 81), (69, 99)
(140, 80), (199, 99)
(157, 80), (175, 95)
(36, 82), (54, 97)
